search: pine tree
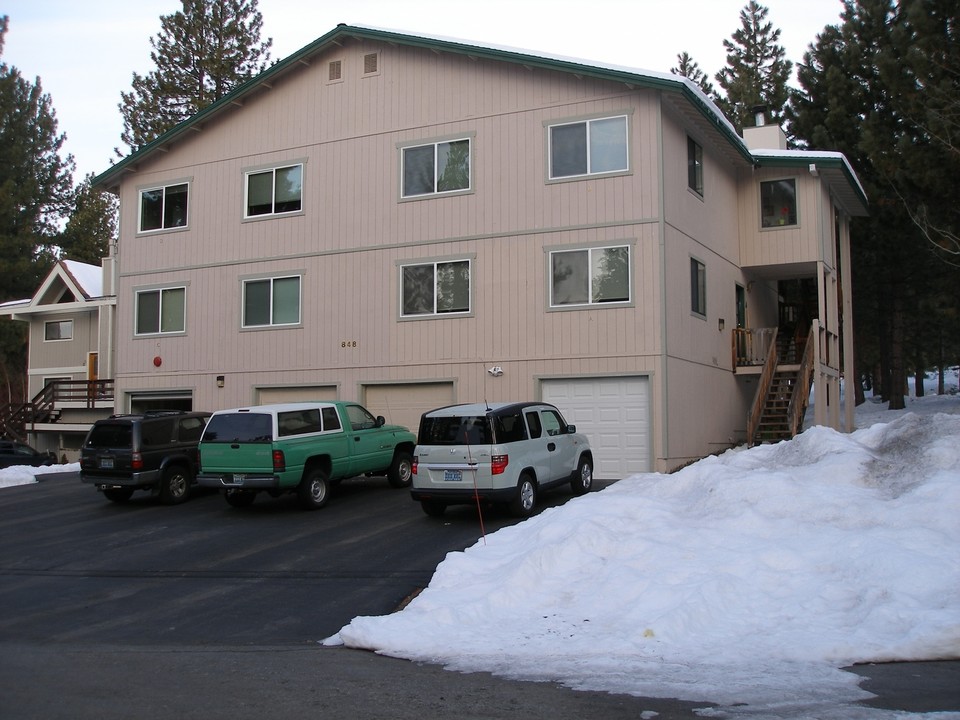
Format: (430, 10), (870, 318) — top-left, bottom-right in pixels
(59, 175), (118, 265)
(0, 15), (76, 402)
(788, 0), (960, 410)
(119, 0), (272, 152)
(714, 1), (793, 131)
(671, 52), (715, 96)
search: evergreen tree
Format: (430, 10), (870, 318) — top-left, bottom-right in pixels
(119, 0), (272, 152)
(789, 0), (960, 409)
(671, 52), (715, 96)
(715, 1), (793, 131)
(59, 175), (118, 265)
(0, 15), (76, 402)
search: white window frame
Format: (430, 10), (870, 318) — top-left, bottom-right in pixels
(399, 135), (473, 199)
(243, 163), (304, 219)
(547, 114), (630, 180)
(138, 181), (190, 233)
(241, 275), (302, 328)
(760, 177), (799, 228)
(398, 258), (473, 318)
(135, 286), (187, 336)
(548, 244), (633, 308)
(43, 319), (73, 341)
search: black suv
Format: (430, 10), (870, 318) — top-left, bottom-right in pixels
(80, 410), (211, 504)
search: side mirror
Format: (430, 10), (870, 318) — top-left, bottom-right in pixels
(566, 424), (577, 433)
(376, 416), (386, 427)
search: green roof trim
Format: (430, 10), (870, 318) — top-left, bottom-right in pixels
(92, 24), (755, 189)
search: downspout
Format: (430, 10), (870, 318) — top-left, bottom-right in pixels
(839, 212), (855, 432)
(656, 91), (669, 471)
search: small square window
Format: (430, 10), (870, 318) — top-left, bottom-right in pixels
(401, 139), (471, 198)
(242, 276), (301, 328)
(549, 116), (628, 179)
(44, 320), (73, 341)
(760, 179), (798, 227)
(328, 60), (342, 82)
(550, 246), (631, 307)
(139, 183), (188, 232)
(401, 260), (471, 317)
(136, 287), (186, 335)
(687, 137), (703, 196)
(245, 164), (303, 217)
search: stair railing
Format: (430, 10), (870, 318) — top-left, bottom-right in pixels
(746, 327), (779, 446)
(787, 324), (816, 436)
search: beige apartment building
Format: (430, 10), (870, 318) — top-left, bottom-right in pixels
(5, 25), (867, 474)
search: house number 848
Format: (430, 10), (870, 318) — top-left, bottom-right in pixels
(341, 340), (357, 348)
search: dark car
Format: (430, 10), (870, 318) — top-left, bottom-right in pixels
(0, 440), (57, 470)
(80, 410), (211, 504)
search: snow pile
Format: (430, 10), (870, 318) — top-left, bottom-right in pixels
(332, 405), (960, 715)
(0, 462), (78, 488)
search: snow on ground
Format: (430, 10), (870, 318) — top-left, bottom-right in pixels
(4, 375), (959, 718)
(0, 461), (78, 488)
(328, 379), (960, 719)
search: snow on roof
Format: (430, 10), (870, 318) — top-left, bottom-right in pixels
(61, 259), (103, 298)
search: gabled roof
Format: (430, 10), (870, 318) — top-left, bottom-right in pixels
(753, 149), (869, 217)
(91, 24), (754, 190)
(0, 260), (114, 320)
(91, 24), (867, 215)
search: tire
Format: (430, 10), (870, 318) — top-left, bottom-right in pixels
(225, 489), (256, 508)
(159, 465), (192, 505)
(420, 499), (446, 517)
(103, 487), (134, 503)
(298, 468), (329, 510)
(509, 473), (537, 518)
(570, 456), (593, 496)
(387, 450), (414, 488)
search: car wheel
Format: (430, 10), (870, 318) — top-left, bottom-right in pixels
(570, 456), (593, 496)
(387, 450), (414, 488)
(160, 465), (191, 505)
(298, 468), (329, 510)
(509, 474), (537, 518)
(103, 487), (134, 503)
(224, 489), (256, 508)
(420, 499), (446, 517)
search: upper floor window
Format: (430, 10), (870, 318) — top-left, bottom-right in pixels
(549, 115), (628, 179)
(687, 136), (703, 196)
(139, 183), (188, 232)
(44, 320), (73, 341)
(242, 275), (301, 327)
(760, 178), (797, 228)
(690, 258), (706, 317)
(245, 164), (303, 217)
(550, 245), (631, 307)
(401, 138), (471, 198)
(136, 287), (185, 335)
(401, 259), (471, 317)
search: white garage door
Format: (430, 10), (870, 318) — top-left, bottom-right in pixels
(541, 376), (650, 480)
(257, 385), (338, 404)
(363, 383), (456, 438)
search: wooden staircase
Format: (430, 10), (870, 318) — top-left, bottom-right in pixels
(0, 380), (113, 441)
(746, 325), (815, 447)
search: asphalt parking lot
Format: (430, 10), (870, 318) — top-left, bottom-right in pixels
(0, 471), (957, 719)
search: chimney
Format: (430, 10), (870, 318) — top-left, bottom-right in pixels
(743, 105), (787, 151)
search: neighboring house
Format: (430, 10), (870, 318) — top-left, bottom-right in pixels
(0, 259), (116, 457)
(88, 25), (867, 477)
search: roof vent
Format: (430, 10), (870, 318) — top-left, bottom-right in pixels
(363, 52), (379, 75)
(752, 104), (767, 127)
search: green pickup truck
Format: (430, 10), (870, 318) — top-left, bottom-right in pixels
(196, 401), (416, 510)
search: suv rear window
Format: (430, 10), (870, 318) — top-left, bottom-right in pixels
(203, 413), (273, 443)
(85, 423), (133, 448)
(419, 415), (493, 445)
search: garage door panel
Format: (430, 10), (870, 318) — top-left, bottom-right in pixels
(542, 377), (650, 479)
(364, 383), (455, 438)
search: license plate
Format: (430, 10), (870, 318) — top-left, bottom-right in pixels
(443, 469), (462, 482)
(232, 474), (245, 485)
(100, 458), (114, 469)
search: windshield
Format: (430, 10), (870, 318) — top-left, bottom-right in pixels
(202, 413), (272, 443)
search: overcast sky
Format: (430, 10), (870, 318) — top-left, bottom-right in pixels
(3, 0), (845, 183)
